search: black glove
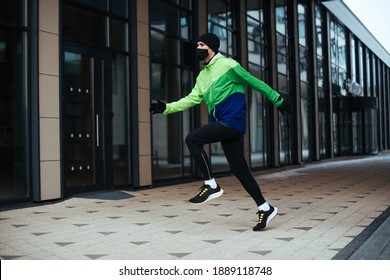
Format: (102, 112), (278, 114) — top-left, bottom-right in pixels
(277, 99), (291, 115)
(149, 100), (166, 114)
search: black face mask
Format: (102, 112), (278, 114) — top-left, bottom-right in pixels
(195, 48), (209, 60)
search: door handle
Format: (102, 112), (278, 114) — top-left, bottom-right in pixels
(96, 114), (100, 147)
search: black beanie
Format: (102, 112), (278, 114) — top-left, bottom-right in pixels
(197, 33), (220, 53)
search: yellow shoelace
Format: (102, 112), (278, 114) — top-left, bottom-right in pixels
(257, 212), (265, 223)
(198, 186), (209, 196)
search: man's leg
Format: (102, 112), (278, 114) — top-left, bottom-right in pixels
(221, 136), (266, 206)
(185, 122), (240, 179)
(222, 136), (278, 231)
(185, 123), (238, 203)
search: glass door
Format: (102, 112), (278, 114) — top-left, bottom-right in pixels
(62, 45), (112, 194)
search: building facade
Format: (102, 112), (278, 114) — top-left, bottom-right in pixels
(1, 0), (389, 204)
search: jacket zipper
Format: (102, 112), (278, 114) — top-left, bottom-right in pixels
(212, 107), (218, 121)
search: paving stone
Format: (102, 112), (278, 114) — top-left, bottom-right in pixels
(0, 153), (389, 260)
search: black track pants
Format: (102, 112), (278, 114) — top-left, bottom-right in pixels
(185, 122), (266, 206)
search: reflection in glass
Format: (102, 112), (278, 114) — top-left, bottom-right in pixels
(111, 18), (128, 51)
(149, 0), (200, 181)
(350, 37), (356, 82)
(301, 84), (309, 160)
(62, 4), (107, 47)
(276, 0), (290, 165)
(151, 65), (184, 179)
(180, 11), (190, 39)
(366, 52), (371, 96)
(371, 56), (376, 97)
(359, 45), (364, 88)
(150, 0), (180, 36)
(63, 52), (95, 187)
(276, 33), (287, 56)
(298, 2), (311, 161)
(207, 0), (236, 56)
(207, 0), (237, 171)
(112, 53), (130, 185)
(352, 112), (362, 153)
(0, 27), (28, 200)
(111, 0), (128, 17)
(330, 18), (347, 96)
(249, 90), (267, 167)
(298, 4), (306, 47)
(299, 46), (307, 81)
(247, 0), (267, 168)
(275, 6), (287, 34)
(364, 108), (378, 154)
(73, 0), (107, 10)
(0, 0), (24, 25)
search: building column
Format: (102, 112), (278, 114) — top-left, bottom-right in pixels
(36, 0), (61, 201)
(137, 0), (152, 187)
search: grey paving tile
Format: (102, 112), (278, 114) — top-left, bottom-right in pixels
(1, 153), (390, 260)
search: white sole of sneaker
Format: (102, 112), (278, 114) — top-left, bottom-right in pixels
(265, 207), (278, 228)
(190, 189), (224, 204)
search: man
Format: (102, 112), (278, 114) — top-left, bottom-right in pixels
(150, 33), (291, 231)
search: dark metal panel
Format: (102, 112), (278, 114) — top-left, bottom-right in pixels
(30, 0), (41, 201)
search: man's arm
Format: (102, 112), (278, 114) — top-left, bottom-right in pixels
(163, 86), (203, 114)
(231, 64), (283, 106)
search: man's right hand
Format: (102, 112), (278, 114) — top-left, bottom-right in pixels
(149, 100), (166, 114)
(277, 99), (291, 115)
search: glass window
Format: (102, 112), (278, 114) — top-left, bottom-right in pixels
(110, 18), (128, 51)
(0, 26), (29, 201)
(247, 0), (267, 168)
(207, 0), (237, 172)
(276, 32), (287, 55)
(247, 12), (263, 54)
(316, 4), (328, 159)
(275, 5), (287, 34)
(372, 56), (377, 97)
(351, 37), (356, 82)
(180, 11), (191, 39)
(165, 0), (192, 9)
(73, 0), (108, 10)
(111, 0), (128, 18)
(338, 30), (346, 70)
(298, 4), (306, 47)
(207, 0), (236, 57)
(301, 93), (309, 160)
(249, 89), (267, 168)
(330, 18), (347, 96)
(62, 4), (107, 47)
(112, 53), (130, 184)
(63, 52), (95, 187)
(150, 0), (180, 36)
(359, 44), (364, 88)
(366, 51), (371, 96)
(0, 0), (25, 26)
(299, 45), (307, 81)
(276, 0), (290, 164)
(298, 2), (311, 161)
(150, 0), (194, 181)
(275, 1), (289, 95)
(352, 111), (362, 153)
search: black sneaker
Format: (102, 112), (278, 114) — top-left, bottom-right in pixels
(189, 184), (224, 204)
(253, 205), (278, 231)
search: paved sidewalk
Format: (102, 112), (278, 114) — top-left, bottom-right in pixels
(0, 152), (389, 260)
